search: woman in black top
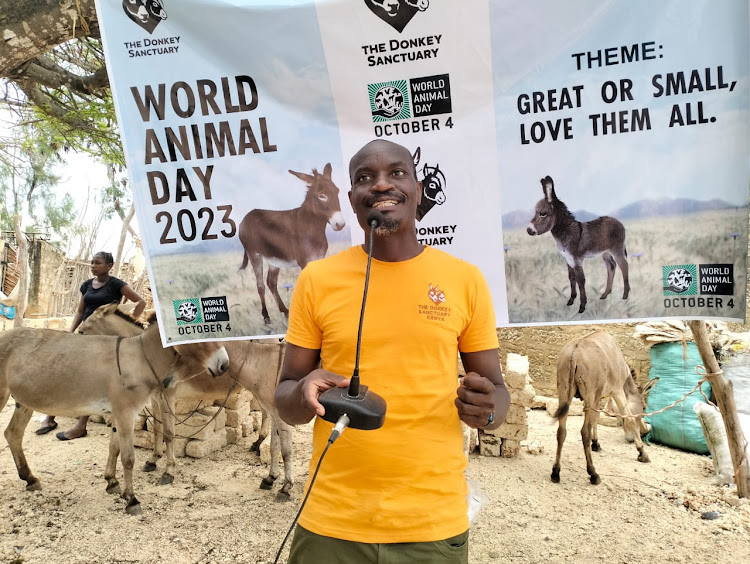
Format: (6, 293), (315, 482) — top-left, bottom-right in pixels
(36, 251), (147, 440)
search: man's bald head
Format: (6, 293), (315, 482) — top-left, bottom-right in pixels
(348, 140), (418, 183)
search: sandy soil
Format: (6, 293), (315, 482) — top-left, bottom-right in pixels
(1, 402), (749, 564)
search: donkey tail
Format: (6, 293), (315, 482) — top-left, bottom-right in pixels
(554, 343), (579, 419)
(554, 401), (570, 420)
(238, 251), (249, 272)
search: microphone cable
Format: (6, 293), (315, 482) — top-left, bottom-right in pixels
(272, 415), (350, 564)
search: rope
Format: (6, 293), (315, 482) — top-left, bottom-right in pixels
(139, 332), (237, 440)
(144, 375), (239, 441)
(142, 339), (263, 440)
(585, 364), (718, 421)
(588, 364), (749, 479)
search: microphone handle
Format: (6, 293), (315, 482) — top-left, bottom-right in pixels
(349, 216), (378, 397)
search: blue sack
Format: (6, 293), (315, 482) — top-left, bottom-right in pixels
(0, 303), (14, 319)
(645, 341), (711, 454)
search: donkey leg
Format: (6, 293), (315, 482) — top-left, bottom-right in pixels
(143, 396), (162, 473)
(256, 409), (277, 490)
(275, 418), (295, 500)
(574, 265), (587, 313)
(266, 266), (289, 318)
(268, 425), (284, 495)
(614, 253), (630, 299)
(612, 392), (649, 463)
(551, 412), (567, 483)
(600, 253), (616, 299)
(105, 426), (121, 495)
(5, 404), (40, 491)
(590, 406), (602, 451)
(117, 415), (142, 515)
(252, 409), (270, 454)
(249, 253), (271, 324)
(259, 414), (281, 491)
(581, 408), (600, 484)
(159, 388), (177, 485)
(565, 265), (577, 307)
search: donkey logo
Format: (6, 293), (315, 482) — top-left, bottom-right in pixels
(365, 0), (430, 33)
(122, 0), (167, 34)
(413, 147), (447, 221)
(527, 175), (629, 313)
(238, 163), (345, 325)
(428, 284), (445, 305)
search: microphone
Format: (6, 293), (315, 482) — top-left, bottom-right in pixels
(317, 210), (387, 430)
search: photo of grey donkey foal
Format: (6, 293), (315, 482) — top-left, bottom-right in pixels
(526, 175), (630, 313)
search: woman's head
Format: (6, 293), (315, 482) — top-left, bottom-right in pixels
(93, 251), (114, 265)
(91, 252), (114, 276)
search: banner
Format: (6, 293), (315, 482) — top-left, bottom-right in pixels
(95, 0), (749, 345)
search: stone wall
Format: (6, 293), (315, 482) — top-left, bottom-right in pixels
(497, 323), (650, 396)
(132, 389), (262, 459)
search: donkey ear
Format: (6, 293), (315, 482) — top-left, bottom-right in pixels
(323, 163), (332, 177)
(413, 147), (421, 166)
(289, 169), (314, 185)
(641, 377), (659, 397)
(541, 175), (555, 203)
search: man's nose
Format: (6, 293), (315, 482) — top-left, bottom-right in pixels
(372, 175), (394, 192)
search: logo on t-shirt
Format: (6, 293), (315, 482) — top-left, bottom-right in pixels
(428, 283), (445, 304)
(419, 283), (450, 321)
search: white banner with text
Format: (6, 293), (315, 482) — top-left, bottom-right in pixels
(95, 0), (750, 344)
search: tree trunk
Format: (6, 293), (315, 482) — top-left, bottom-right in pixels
(688, 320), (750, 497)
(114, 204), (135, 278)
(0, 0), (99, 78)
(12, 214), (29, 328)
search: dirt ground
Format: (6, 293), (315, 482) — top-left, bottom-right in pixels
(1, 402), (749, 564)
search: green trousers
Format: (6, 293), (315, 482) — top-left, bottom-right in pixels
(286, 526), (469, 564)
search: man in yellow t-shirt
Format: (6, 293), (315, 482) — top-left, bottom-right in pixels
(275, 139), (510, 563)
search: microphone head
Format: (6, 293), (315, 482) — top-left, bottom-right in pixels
(366, 210), (384, 228)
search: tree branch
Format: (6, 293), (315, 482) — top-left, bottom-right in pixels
(23, 56), (109, 94)
(0, 0), (100, 79)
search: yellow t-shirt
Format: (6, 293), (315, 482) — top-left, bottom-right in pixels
(285, 245), (498, 543)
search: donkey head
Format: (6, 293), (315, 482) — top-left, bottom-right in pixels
(290, 163), (346, 231)
(421, 164), (446, 204)
(623, 367), (654, 440)
(526, 175), (558, 236)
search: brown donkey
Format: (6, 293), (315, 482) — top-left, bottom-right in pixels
(0, 319), (229, 514)
(551, 332), (652, 485)
(527, 175), (629, 313)
(238, 163), (346, 325)
(79, 303), (295, 500)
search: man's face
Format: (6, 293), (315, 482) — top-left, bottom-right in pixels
(348, 141), (421, 235)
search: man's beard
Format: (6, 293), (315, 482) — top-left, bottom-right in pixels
(373, 215), (400, 236)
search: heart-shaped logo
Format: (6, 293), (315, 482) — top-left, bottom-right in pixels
(364, 0), (421, 33)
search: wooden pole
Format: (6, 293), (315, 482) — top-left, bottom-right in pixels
(688, 320), (750, 497)
(12, 215), (28, 329)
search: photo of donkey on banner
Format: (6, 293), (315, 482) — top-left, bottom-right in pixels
(526, 175), (630, 314)
(238, 163), (346, 326)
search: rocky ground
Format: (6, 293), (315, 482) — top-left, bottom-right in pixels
(1, 403), (749, 564)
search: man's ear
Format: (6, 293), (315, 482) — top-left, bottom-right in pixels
(416, 181), (422, 205)
(348, 190), (356, 213)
